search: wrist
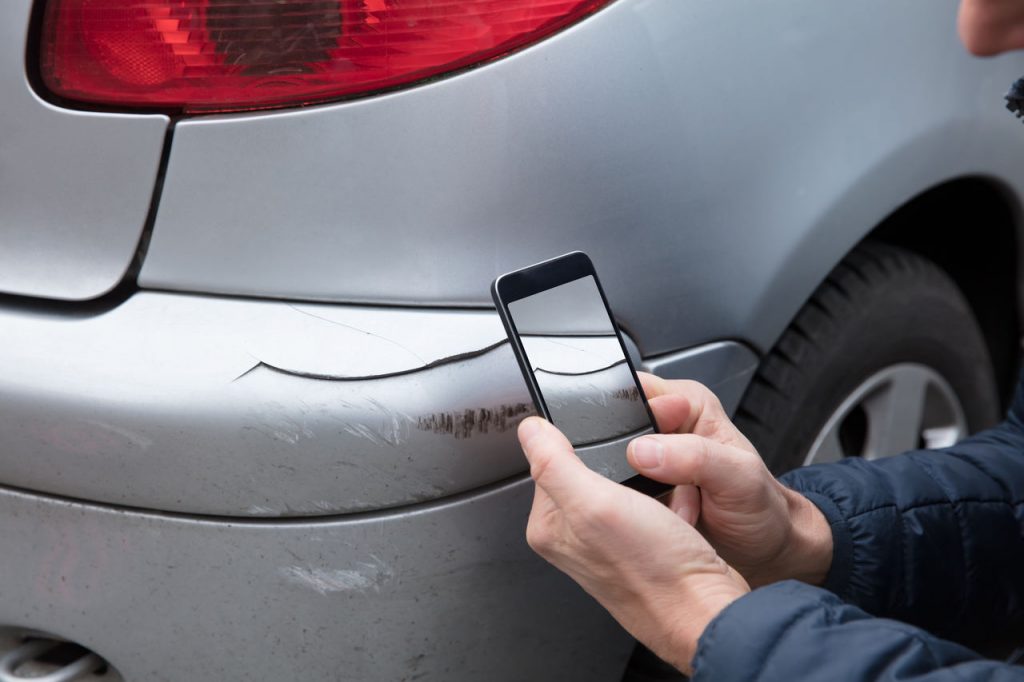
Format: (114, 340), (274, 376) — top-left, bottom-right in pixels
(650, 569), (748, 675)
(780, 488), (833, 586)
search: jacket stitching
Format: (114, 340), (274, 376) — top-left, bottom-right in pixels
(844, 497), (1024, 521)
(860, 622), (957, 677)
(946, 451), (1015, 501)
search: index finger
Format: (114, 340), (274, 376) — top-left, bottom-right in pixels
(638, 373), (722, 434)
(639, 372), (697, 433)
(637, 371), (669, 399)
(639, 374), (757, 455)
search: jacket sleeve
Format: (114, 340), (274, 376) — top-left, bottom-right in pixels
(692, 581), (1024, 682)
(777, 376), (1024, 642)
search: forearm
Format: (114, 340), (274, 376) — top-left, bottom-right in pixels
(692, 581), (1024, 682)
(779, 417), (1024, 640)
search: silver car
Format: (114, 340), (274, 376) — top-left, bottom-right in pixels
(1, 0), (1023, 680)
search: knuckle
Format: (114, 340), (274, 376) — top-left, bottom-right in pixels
(528, 453), (552, 483)
(525, 522), (553, 553)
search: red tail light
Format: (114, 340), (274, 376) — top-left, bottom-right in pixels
(39, 0), (611, 113)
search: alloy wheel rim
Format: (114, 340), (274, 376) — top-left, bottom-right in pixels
(804, 363), (967, 466)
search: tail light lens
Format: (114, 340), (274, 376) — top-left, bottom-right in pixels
(39, 0), (611, 113)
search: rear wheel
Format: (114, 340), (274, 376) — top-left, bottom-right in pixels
(735, 241), (999, 472)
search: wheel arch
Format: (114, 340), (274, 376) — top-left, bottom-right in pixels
(866, 176), (1023, 408)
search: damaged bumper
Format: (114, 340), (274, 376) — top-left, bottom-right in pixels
(0, 292), (756, 517)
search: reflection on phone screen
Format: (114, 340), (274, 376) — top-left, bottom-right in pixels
(507, 275), (653, 446)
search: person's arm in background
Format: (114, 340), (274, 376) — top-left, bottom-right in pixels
(690, 580), (1024, 682)
(632, 373), (1024, 645)
(778, 389), (1024, 644)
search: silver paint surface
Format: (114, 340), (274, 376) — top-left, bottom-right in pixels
(641, 342), (762, 414)
(141, 0), (1024, 356)
(0, 0), (167, 300)
(0, 480), (634, 682)
(578, 427), (655, 483)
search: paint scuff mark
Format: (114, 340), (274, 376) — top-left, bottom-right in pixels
(241, 407), (317, 446)
(340, 399), (415, 447)
(281, 555), (393, 595)
(81, 419), (154, 451)
(246, 422), (315, 445)
(344, 423), (398, 447)
(416, 402), (534, 439)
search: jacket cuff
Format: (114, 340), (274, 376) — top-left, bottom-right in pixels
(799, 491), (852, 597)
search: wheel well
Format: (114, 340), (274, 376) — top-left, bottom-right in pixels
(868, 177), (1022, 407)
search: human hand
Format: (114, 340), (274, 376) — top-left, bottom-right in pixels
(518, 417), (749, 674)
(631, 373), (833, 588)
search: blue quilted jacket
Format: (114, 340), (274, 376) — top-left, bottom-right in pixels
(692, 377), (1024, 681)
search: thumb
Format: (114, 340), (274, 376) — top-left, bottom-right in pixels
(627, 433), (767, 497)
(518, 417), (598, 505)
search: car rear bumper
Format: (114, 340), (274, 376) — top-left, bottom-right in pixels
(0, 292), (756, 517)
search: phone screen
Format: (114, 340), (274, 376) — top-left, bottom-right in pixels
(506, 274), (654, 446)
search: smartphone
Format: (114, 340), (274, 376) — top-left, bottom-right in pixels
(491, 251), (671, 496)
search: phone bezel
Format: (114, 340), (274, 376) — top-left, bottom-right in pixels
(491, 251), (670, 496)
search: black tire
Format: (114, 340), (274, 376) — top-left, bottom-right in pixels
(735, 241), (1000, 473)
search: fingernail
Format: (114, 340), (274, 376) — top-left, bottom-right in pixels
(518, 417), (545, 444)
(632, 437), (663, 469)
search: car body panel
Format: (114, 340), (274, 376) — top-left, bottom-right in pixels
(140, 0), (1024, 356)
(0, 479), (634, 682)
(0, 0), (167, 301)
(0, 291), (756, 516)
(642, 341), (760, 412)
